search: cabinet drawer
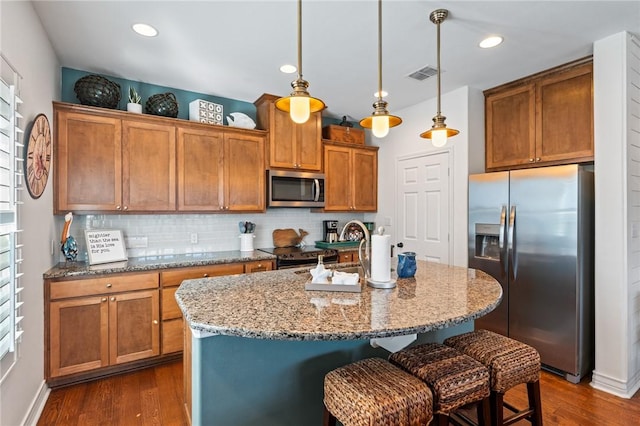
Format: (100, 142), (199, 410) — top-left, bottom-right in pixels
(339, 251), (357, 263)
(160, 263), (244, 287)
(50, 272), (159, 300)
(162, 287), (181, 320)
(162, 318), (183, 354)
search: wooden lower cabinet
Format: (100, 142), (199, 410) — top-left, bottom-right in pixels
(47, 272), (160, 382)
(339, 250), (358, 263)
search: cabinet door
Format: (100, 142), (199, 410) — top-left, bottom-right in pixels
(49, 296), (109, 378)
(109, 289), (160, 365)
(225, 133), (265, 211)
(485, 84), (536, 170)
(270, 106), (297, 169)
(352, 148), (378, 212)
(323, 145), (352, 211)
(54, 110), (122, 213)
(122, 120), (176, 212)
(536, 63), (593, 163)
(177, 126), (224, 211)
(296, 112), (322, 171)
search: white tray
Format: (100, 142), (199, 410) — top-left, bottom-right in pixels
(304, 279), (361, 293)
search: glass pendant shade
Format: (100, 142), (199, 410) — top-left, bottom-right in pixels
(359, 0), (401, 137)
(275, 0), (324, 123)
(372, 115), (390, 138)
(421, 9), (458, 145)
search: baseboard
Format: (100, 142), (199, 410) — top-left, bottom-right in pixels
(21, 380), (50, 426)
(590, 369), (640, 399)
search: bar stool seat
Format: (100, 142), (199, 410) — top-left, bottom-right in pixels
(323, 357), (434, 426)
(389, 343), (491, 426)
(444, 329), (543, 426)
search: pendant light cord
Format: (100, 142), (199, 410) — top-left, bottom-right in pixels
(435, 18), (441, 116)
(377, 0), (382, 101)
(297, 0), (303, 80)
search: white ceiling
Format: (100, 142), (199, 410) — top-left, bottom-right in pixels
(32, 1), (640, 121)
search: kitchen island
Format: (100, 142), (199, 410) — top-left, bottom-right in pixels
(176, 260), (502, 426)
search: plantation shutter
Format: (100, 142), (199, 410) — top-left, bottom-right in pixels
(0, 55), (24, 360)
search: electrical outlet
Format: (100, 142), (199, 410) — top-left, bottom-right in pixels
(384, 216), (392, 226)
(190, 233), (198, 244)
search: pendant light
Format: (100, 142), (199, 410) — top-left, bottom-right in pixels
(275, 0), (325, 124)
(420, 9), (459, 147)
(359, 0), (401, 138)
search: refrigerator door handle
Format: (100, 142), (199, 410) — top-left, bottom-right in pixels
(508, 205), (518, 280)
(499, 205), (507, 276)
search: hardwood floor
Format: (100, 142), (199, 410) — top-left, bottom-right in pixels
(38, 361), (640, 425)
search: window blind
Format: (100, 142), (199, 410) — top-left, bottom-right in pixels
(0, 56), (23, 362)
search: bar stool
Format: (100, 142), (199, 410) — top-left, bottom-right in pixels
(323, 357), (434, 426)
(444, 329), (543, 426)
(389, 343), (492, 426)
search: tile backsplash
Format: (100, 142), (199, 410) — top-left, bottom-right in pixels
(59, 210), (369, 262)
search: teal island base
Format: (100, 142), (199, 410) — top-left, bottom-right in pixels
(190, 324), (472, 426)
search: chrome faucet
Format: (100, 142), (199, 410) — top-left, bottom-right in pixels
(339, 220), (371, 278)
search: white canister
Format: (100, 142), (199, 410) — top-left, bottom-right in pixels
(239, 234), (255, 252)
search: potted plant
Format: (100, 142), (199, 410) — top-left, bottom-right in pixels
(127, 86), (142, 113)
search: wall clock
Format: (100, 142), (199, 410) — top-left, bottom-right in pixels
(25, 114), (52, 199)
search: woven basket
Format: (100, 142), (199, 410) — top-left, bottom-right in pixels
(73, 75), (121, 109)
(145, 92), (179, 117)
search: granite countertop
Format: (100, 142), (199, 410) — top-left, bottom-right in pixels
(175, 260), (503, 341)
(43, 250), (277, 279)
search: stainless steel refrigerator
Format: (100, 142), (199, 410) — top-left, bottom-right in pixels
(468, 164), (594, 383)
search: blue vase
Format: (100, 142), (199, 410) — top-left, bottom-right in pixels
(397, 252), (417, 278)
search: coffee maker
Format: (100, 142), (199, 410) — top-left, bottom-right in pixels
(323, 220), (339, 243)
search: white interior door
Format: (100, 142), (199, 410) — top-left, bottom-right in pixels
(396, 152), (451, 264)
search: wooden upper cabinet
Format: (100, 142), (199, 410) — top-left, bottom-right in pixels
(485, 58), (593, 171)
(225, 132), (265, 211)
(323, 142), (378, 212)
(53, 102), (268, 214)
(177, 126), (224, 211)
(485, 84), (536, 170)
(254, 93), (322, 171)
(122, 120), (176, 212)
(54, 109), (122, 212)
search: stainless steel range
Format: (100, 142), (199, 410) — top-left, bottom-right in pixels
(258, 246), (339, 269)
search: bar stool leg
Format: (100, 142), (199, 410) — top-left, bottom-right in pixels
(493, 392), (505, 426)
(528, 381), (543, 426)
(436, 413), (449, 426)
(478, 396), (491, 426)
(323, 406), (337, 426)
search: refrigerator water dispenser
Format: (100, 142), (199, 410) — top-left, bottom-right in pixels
(474, 223), (501, 260)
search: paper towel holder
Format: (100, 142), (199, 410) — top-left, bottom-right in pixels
(367, 226), (397, 289)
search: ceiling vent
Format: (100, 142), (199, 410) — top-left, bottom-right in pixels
(407, 65), (438, 81)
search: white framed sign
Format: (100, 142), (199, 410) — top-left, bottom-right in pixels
(85, 229), (128, 265)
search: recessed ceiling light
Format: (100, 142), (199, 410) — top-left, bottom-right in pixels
(132, 23), (158, 37)
(280, 64), (297, 74)
(374, 90), (388, 98)
(479, 36), (503, 49)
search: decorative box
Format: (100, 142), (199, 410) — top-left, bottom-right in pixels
(189, 99), (223, 125)
(322, 125), (365, 145)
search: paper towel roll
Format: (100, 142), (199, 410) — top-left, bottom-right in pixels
(371, 234), (391, 282)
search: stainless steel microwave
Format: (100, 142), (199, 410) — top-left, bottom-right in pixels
(267, 170), (325, 208)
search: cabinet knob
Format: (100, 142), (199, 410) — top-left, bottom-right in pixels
(153, 320), (158, 325)
(110, 297), (116, 302)
(101, 297), (107, 302)
(528, 158), (534, 162)
(203, 273), (209, 277)
(123, 206), (129, 211)
(116, 205), (122, 210)
(257, 264), (262, 268)
(535, 157), (541, 162)
(106, 283), (112, 288)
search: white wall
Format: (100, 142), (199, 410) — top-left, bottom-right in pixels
(592, 31), (640, 398)
(371, 85), (483, 267)
(0, 1), (60, 425)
